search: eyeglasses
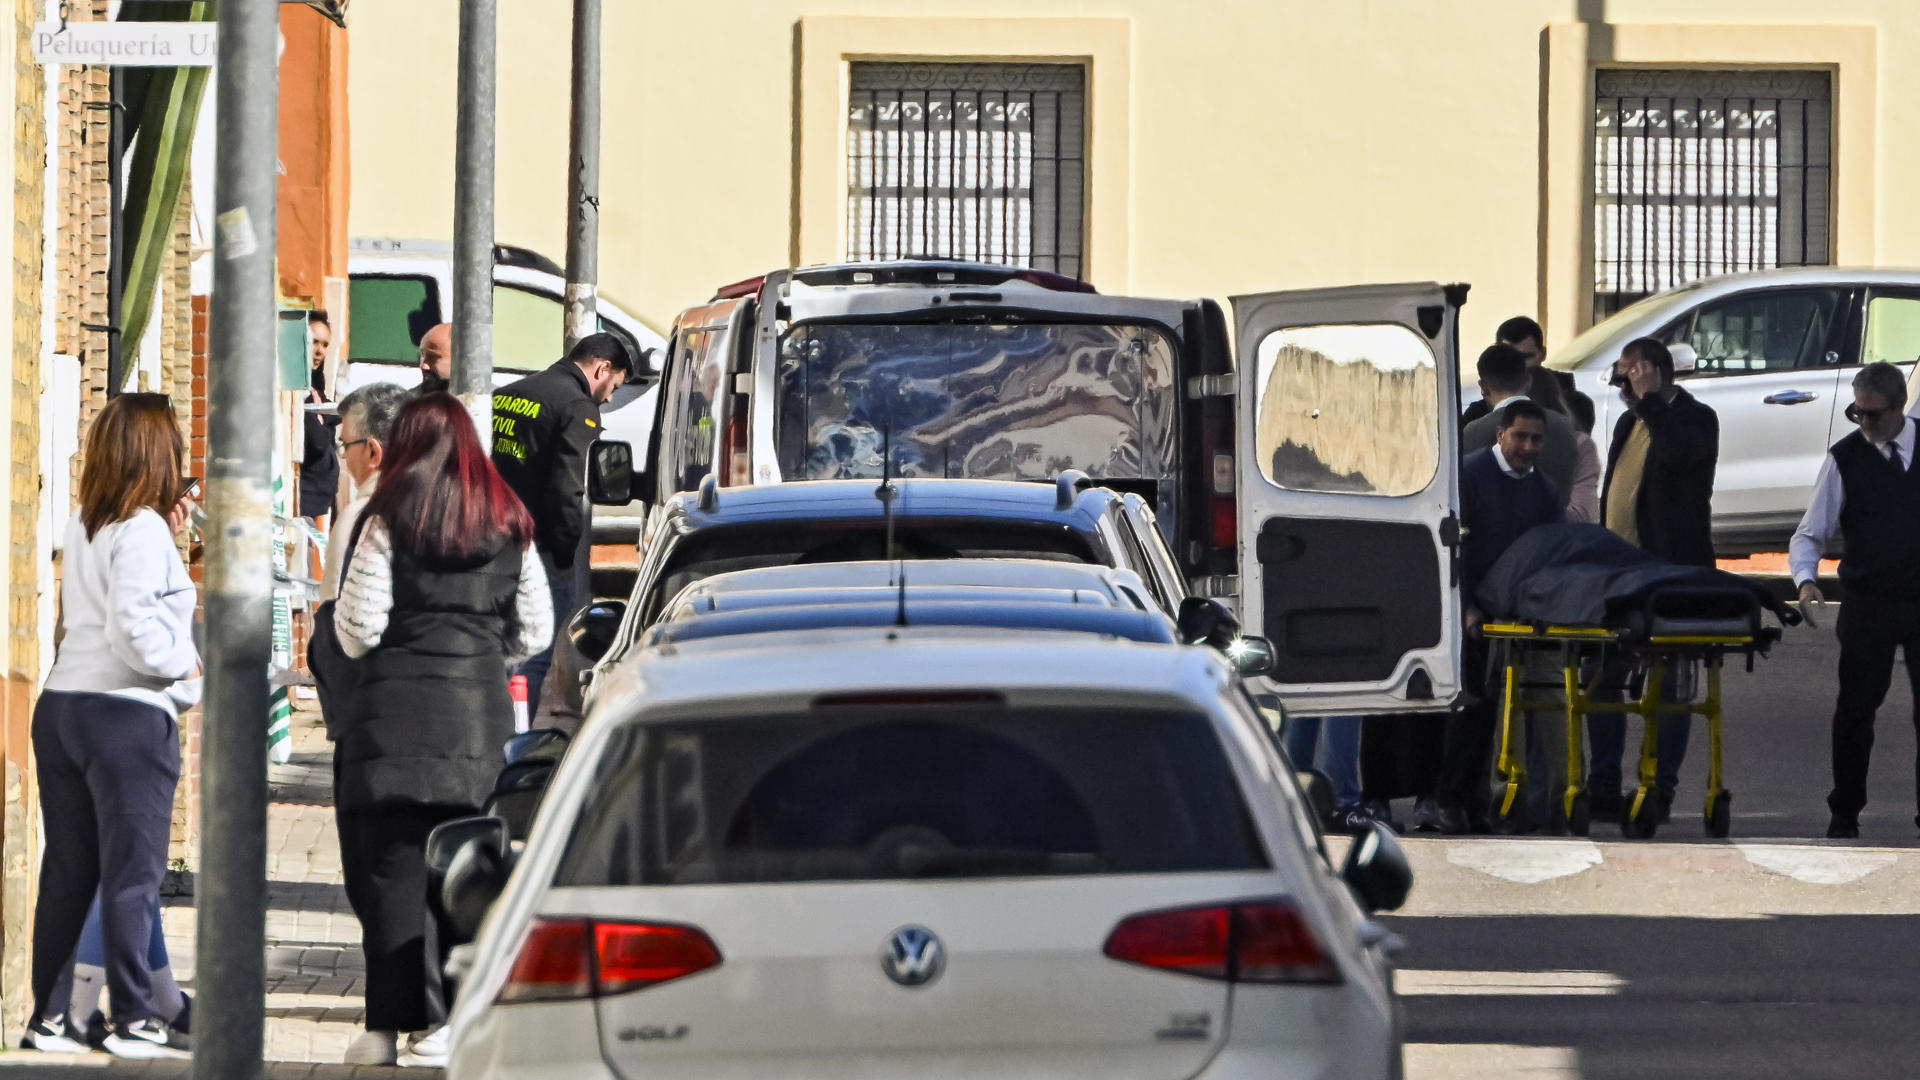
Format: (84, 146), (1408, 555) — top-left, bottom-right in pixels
(1846, 404), (1895, 425)
(336, 437), (370, 453)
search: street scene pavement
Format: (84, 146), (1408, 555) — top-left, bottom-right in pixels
(1391, 609), (1920, 1078)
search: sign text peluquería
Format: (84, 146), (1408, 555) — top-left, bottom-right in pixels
(32, 23), (217, 67)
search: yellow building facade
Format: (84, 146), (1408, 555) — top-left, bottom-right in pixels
(346, 0), (1915, 355)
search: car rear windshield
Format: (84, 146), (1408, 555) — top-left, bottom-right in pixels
(645, 522), (1101, 619)
(553, 705), (1268, 886)
(774, 321), (1178, 483)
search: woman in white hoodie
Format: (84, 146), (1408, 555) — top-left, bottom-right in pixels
(24, 394), (199, 1060)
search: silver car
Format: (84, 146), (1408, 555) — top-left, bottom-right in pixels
(437, 628), (1412, 1079)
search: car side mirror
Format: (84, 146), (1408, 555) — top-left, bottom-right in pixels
(430, 815), (513, 941)
(566, 599), (626, 662)
(1668, 342), (1698, 374)
(1341, 821), (1414, 913)
(588, 440), (639, 505)
(1177, 596), (1241, 648)
(1227, 635), (1277, 678)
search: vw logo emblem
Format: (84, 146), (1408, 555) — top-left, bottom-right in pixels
(881, 925), (945, 988)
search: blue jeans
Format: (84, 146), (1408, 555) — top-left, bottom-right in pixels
(1283, 715), (1363, 810)
(513, 549), (578, 719)
(1588, 660), (1691, 798)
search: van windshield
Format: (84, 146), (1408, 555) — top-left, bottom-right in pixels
(774, 321), (1178, 484)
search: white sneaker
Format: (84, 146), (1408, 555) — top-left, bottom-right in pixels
(398, 1025), (450, 1067)
(343, 1028), (399, 1065)
(21, 1014), (90, 1054)
(102, 1016), (190, 1060)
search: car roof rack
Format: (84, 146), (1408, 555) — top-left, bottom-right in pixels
(697, 474), (720, 512)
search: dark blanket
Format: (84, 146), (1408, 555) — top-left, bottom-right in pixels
(1476, 523), (1797, 633)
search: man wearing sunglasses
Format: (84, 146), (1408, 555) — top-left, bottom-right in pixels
(1789, 361), (1920, 839)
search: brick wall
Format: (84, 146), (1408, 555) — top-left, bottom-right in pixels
(3, 0), (46, 1040)
(175, 295), (210, 868)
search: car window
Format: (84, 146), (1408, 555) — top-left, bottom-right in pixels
(1102, 506), (1168, 610)
(643, 522), (1104, 623)
(1122, 497), (1189, 603)
(1252, 324), (1438, 496)
(1862, 292), (1920, 368)
(493, 285), (565, 373)
(346, 275), (440, 363)
(1680, 288), (1844, 377)
(554, 704), (1269, 886)
(656, 331), (723, 497)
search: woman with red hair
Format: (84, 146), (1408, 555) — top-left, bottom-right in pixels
(332, 392), (552, 1065)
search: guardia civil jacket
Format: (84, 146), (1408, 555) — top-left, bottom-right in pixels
(491, 359), (600, 568)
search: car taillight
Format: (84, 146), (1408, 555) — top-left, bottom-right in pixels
(1103, 902), (1340, 985)
(721, 403), (750, 486)
(498, 918), (722, 1004)
(596, 922), (724, 995)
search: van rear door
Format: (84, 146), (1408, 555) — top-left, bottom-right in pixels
(1232, 283), (1465, 716)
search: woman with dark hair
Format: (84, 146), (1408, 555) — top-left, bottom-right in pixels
(25, 393), (197, 1059)
(332, 392), (552, 1066)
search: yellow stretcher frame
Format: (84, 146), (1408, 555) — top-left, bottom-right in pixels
(1478, 621), (1760, 839)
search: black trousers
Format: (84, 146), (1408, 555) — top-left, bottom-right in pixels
(336, 775), (469, 1032)
(30, 691), (179, 1026)
(1828, 590), (1920, 822)
(1437, 637), (1497, 809)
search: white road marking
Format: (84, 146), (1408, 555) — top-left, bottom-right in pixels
(1445, 839), (1604, 883)
(1736, 844), (1899, 885)
(1398, 969), (1623, 996)
(1404, 1042), (1581, 1078)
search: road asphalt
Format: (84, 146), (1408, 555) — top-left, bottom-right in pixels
(1390, 598), (1920, 1077)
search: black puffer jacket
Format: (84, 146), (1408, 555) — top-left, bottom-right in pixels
(334, 539), (520, 811)
(1600, 386), (1719, 568)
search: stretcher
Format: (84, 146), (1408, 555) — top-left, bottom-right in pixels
(1479, 585), (1783, 839)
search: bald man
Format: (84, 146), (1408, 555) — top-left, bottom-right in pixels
(417, 323), (452, 394)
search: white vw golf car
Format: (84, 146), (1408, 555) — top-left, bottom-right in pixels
(437, 627), (1412, 1079)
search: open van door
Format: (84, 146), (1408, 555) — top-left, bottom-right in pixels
(1232, 282), (1466, 716)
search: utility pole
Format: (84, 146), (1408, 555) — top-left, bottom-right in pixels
(452, 0), (497, 440)
(564, 0), (601, 602)
(197, 0), (278, 1075)
(563, 0), (600, 352)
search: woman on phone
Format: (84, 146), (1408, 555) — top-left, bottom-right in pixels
(332, 392), (551, 1065)
(25, 393), (198, 1059)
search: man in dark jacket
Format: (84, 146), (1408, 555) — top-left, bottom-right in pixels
(1462, 343), (1580, 511)
(1461, 316), (1590, 428)
(491, 333), (633, 714)
(1590, 336), (1720, 821)
(1435, 400), (1563, 834)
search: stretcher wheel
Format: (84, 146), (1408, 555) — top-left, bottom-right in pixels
(1706, 790), (1732, 838)
(1567, 793), (1591, 837)
(1622, 790), (1660, 839)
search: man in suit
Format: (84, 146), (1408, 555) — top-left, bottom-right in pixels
(1463, 344), (1580, 512)
(1790, 362), (1920, 838)
(1461, 316), (1593, 428)
(1589, 336), (1720, 822)
(1435, 399), (1564, 834)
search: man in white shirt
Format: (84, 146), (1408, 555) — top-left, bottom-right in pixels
(1788, 361), (1920, 839)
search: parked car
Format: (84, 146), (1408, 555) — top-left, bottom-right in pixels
(614, 271), (1470, 718)
(434, 627), (1412, 1080)
(1545, 267), (1920, 555)
(343, 237), (666, 536)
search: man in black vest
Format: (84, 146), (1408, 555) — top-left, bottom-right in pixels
(491, 333), (633, 715)
(1790, 361), (1920, 839)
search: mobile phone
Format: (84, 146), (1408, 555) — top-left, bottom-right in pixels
(179, 476), (202, 501)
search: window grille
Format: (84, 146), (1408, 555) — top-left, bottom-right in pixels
(1592, 69), (1831, 320)
(847, 62), (1086, 279)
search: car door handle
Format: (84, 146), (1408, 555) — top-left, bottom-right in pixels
(1763, 390), (1819, 405)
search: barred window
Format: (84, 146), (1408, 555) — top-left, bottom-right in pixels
(846, 62), (1086, 279)
(1592, 69), (1832, 320)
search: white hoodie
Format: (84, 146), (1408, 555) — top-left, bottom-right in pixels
(45, 509), (202, 716)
